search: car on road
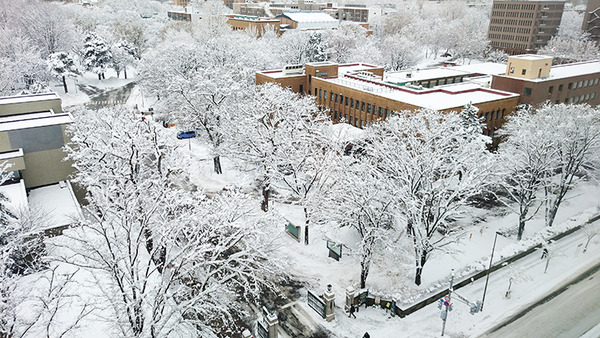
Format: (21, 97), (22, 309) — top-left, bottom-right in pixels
(177, 130), (196, 139)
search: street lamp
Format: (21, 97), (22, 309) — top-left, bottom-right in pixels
(481, 231), (504, 311)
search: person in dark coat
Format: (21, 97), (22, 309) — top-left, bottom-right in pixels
(349, 304), (356, 318)
(363, 333), (370, 338)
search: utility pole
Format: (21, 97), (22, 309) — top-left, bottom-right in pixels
(441, 270), (455, 336)
(482, 231), (501, 311)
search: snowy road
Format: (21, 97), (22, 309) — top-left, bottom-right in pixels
(481, 261), (600, 338)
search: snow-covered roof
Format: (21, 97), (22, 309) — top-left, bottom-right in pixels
(281, 11), (338, 23)
(495, 59), (600, 83)
(337, 63), (383, 75)
(0, 92), (61, 106)
(0, 148), (23, 161)
(28, 181), (83, 230)
(0, 180), (28, 214)
(384, 63), (506, 84)
(0, 111), (73, 132)
(279, 11), (339, 30)
(509, 54), (553, 61)
(323, 75), (519, 111)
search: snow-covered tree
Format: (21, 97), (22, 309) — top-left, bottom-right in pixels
(324, 22), (367, 63)
(63, 106), (285, 336)
(47, 52), (80, 94)
(364, 109), (494, 285)
(324, 155), (396, 288)
(305, 32), (328, 62)
(496, 107), (556, 240)
(381, 33), (420, 71)
(538, 35), (599, 64)
(82, 32), (112, 80)
(112, 19), (147, 60)
(529, 104), (599, 228)
(111, 41), (135, 79)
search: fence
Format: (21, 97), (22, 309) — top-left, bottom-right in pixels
(356, 213), (600, 318)
(307, 290), (326, 319)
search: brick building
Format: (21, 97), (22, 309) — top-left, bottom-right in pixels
(491, 54), (600, 106)
(488, 0), (565, 55)
(582, 0), (600, 45)
(257, 62), (520, 142)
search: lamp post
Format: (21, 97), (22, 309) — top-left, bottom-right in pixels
(481, 231), (502, 311)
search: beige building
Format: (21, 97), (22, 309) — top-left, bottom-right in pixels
(491, 54), (600, 106)
(226, 15), (281, 36)
(0, 93), (74, 189)
(257, 62), (520, 145)
(582, 0), (600, 45)
(488, 0), (565, 54)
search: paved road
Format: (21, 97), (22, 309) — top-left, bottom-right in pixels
(482, 261), (600, 338)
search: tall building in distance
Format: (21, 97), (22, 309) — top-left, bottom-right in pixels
(488, 0), (565, 55)
(582, 0), (600, 45)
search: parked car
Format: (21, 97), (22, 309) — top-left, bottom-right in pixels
(177, 130), (196, 139)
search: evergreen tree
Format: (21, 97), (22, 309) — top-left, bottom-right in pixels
(82, 32), (112, 80)
(305, 32), (327, 62)
(47, 51), (80, 93)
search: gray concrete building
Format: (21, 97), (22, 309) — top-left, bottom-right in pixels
(582, 0), (600, 45)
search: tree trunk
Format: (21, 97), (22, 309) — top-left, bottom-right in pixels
(116, 70), (120, 78)
(547, 206), (557, 227)
(102, 73), (106, 80)
(98, 73), (102, 80)
(261, 185), (269, 212)
(213, 155), (222, 174)
(304, 206), (310, 245)
(62, 75), (68, 93)
(517, 213), (526, 240)
(414, 249), (428, 286)
(124, 66), (128, 79)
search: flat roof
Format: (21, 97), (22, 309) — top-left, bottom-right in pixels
(257, 62), (380, 79)
(0, 92), (61, 106)
(495, 59), (600, 82)
(0, 111), (73, 132)
(509, 54), (553, 61)
(322, 75), (519, 111)
(28, 181), (83, 230)
(385, 63), (506, 84)
(280, 11), (338, 23)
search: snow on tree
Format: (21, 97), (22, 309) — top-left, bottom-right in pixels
(63, 106), (285, 336)
(538, 35), (599, 64)
(381, 33), (420, 71)
(47, 52), (80, 94)
(496, 107), (556, 240)
(0, 28), (50, 95)
(322, 152), (396, 288)
(82, 32), (112, 80)
(112, 19), (147, 60)
(226, 83), (328, 219)
(324, 22), (367, 63)
(364, 109), (494, 285)
(140, 31), (257, 174)
(111, 41), (135, 79)
(505, 104), (600, 228)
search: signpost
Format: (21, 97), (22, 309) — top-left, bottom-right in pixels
(327, 240), (342, 261)
(285, 222), (300, 242)
(307, 290), (326, 319)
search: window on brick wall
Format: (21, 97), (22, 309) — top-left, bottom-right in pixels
(524, 87), (532, 96)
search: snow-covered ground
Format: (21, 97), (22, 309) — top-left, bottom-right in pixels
(44, 66), (600, 337)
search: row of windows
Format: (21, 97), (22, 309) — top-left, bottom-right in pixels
(524, 79), (600, 97)
(491, 41), (529, 50)
(479, 108), (506, 122)
(568, 92), (597, 103)
(315, 88), (391, 127)
(493, 3), (537, 10)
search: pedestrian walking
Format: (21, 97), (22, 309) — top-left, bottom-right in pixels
(349, 304), (356, 318)
(363, 333), (370, 338)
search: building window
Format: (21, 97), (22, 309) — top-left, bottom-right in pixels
(309, 75), (312, 84)
(350, 98), (354, 108)
(344, 114), (348, 120)
(524, 87), (532, 96)
(379, 108), (383, 117)
(345, 97), (348, 106)
(592, 93), (596, 99)
(585, 94), (590, 100)
(360, 120), (364, 128)
(331, 93), (334, 101)
(356, 100), (360, 109)
(584, 80), (589, 87)
(324, 91), (327, 100)
(367, 104), (371, 113)
(548, 86), (553, 94)
(595, 79), (599, 85)
(315, 88), (317, 96)
(319, 89), (322, 98)
(521, 69), (526, 75)
(300, 85), (303, 93)
(578, 81), (583, 88)
(349, 116), (353, 124)
(568, 82), (572, 90)
(558, 84), (563, 92)
(361, 102), (365, 111)
(334, 111), (337, 119)
(385, 109), (389, 118)
(373, 105), (377, 115)
(335, 94), (338, 103)
(501, 108), (506, 119)
(485, 112), (489, 120)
